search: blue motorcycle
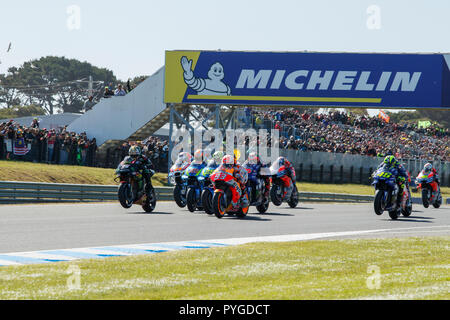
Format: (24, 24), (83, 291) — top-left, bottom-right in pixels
(184, 162), (207, 212)
(372, 167), (411, 220)
(199, 161), (219, 215)
(243, 164), (271, 213)
(169, 159), (190, 208)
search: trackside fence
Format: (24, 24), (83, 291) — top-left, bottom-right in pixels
(0, 181), (448, 205)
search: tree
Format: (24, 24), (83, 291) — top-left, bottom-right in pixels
(387, 109), (449, 128)
(1, 56), (117, 114)
(0, 105), (45, 119)
(415, 109), (450, 129)
(128, 75), (148, 87)
(347, 108), (369, 116)
(0, 74), (21, 108)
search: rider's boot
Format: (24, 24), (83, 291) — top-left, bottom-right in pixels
(284, 183), (294, 199)
(240, 194), (249, 208)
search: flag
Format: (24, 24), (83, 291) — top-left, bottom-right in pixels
(418, 120), (431, 129)
(13, 138), (30, 155)
(378, 110), (390, 123)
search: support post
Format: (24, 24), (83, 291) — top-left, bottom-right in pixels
(168, 104), (174, 173)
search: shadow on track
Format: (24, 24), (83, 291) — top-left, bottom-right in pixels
(406, 216), (434, 220)
(218, 215), (272, 221)
(383, 216), (435, 223)
(125, 211), (174, 215)
(254, 212), (294, 217)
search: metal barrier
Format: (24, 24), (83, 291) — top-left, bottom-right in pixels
(0, 181), (172, 204)
(0, 181), (447, 205)
(299, 192), (374, 203)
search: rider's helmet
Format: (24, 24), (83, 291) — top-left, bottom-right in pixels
(383, 155), (397, 168)
(128, 145), (141, 158)
(222, 154), (236, 168)
(178, 152), (192, 163)
(248, 152), (260, 165)
(423, 163), (433, 174)
(193, 149), (204, 164)
(277, 156), (287, 167)
(212, 151), (224, 164)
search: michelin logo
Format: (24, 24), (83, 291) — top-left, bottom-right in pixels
(181, 56), (231, 95)
(236, 69), (422, 92)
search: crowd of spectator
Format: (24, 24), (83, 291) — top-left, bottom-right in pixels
(246, 108), (449, 162)
(0, 118), (97, 166)
(102, 80), (136, 99)
(84, 80), (138, 112)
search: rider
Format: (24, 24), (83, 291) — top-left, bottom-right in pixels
(178, 151), (193, 168)
(125, 145), (154, 193)
(188, 149), (207, 171)
(221, 153), (249, 208)
(210, 150), (224, 168)
(421, 162), (440, 194)
(171, 151), (192, 172)
(377, 155), (408, 210)
(243, 152), (270, 200)
(274, 156), (296, 199)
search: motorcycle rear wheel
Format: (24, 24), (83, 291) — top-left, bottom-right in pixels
(201, 189), (213, 215)
(256, 201), (269, 213)
(433, 194), (442, 208)
(142, 188), (156, 213)
(401, 204), (412, 217)
(287, 185), (299, 208)
(236, 194), (249, 219)
(388, 209), (399, 220)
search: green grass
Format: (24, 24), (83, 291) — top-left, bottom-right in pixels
(297, 182), (450, 198)
(0, 237), (448, 300)
(0, 160), (168, 186)
(1, 160), (449, 197)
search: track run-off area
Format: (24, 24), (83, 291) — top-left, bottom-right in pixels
(0, 201), (448, 266)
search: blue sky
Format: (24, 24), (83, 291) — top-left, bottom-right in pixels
(1, 0), (450, 82)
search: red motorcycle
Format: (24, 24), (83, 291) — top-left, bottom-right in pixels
(209, 165), (249, 219)
(269, 160), (298, 208)
(416, 170), (442, 208)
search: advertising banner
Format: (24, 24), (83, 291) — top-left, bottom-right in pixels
(165, 50), (450, 109)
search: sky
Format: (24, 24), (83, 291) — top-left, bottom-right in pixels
(1, 0), (450, 115)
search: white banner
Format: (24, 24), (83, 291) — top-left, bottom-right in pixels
(5, 139), (12, 152)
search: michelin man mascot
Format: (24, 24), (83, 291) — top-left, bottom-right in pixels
(181, 56), (231, 96)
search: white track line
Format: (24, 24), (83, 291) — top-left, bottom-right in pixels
(0, 225), (448, 267)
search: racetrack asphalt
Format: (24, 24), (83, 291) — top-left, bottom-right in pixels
(0, 202), (448, 253)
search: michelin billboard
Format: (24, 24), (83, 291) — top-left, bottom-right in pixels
(164, 50), (450, 109)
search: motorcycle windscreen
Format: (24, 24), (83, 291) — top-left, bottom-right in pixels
(260, 167), (272, 176)
(269, 162), (285, 175)
(171, 159), (189, 172)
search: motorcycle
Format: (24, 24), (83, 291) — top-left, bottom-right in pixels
(269, 161), (298, 208)
(209, 165), (250, 219)
(169, 158), (190, 208)
(184, 163), (206, 212)
(243, 164), (271, 213)
(416, 171), (442, 209)
(115, 159), (156, 213)
(199, 161), (219, 215)
(371, 168), (412, 220)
